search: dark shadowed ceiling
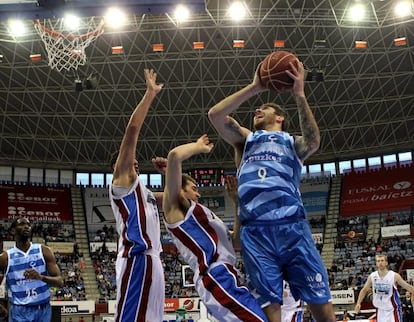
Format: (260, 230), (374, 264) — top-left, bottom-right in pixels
(0, 0), (413, 173)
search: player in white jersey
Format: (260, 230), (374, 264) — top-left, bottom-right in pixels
(0, 217), (63, 322)
(109, 69), (166, 322)
(282, 281), (303, 322)
(355, 254), (414, 322)
(163, 135), (267, 322)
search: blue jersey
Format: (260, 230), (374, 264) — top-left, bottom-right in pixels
(238, 130), (305, 223)
(6, 243), (50, 305)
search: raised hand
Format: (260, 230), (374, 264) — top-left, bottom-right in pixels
(144, 68), (164, 94)
(196, 134), (214, 154)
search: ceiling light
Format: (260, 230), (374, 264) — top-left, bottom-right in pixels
(174, 5), (190, 23)
(349, 3), (366, 21)
(228, 1), (247, 21)
(394, 1), (412, 17)
(64, 14), (80, 30)
(104, 7), (127, 29)
(8, 19), (26, 37)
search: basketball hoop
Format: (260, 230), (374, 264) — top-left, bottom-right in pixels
(33, 18), (104, 72)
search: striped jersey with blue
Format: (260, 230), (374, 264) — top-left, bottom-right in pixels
(165, 201), (236, 276)
(166, 202), (267, 322)
(238, 130), (304, 223)
(6, 243), (50, 305)
(110, 176), (161, 258)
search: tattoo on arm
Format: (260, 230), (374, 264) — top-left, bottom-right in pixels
(224, 118), (245, 140)
(295, 96), (320, 160)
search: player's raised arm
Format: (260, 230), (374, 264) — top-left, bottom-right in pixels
(163, 135), (213, 223)
(113, 69), (163, 188)
(208, 64), (265, 147)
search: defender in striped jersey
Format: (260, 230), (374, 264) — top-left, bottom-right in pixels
(163, 135), (267, 322)
(109, 69), (166, 322)
(0, 217), (63, 322)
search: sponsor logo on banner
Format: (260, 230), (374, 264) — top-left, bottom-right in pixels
(51, 301), (94, 315)
(0, 184), (72, 221)
(330, 289), (355, 304)
(381, 224), (411, 238)
(340, 167), (414, 215)
(164, 298), (179, 312)
(179, 298), (200, 312)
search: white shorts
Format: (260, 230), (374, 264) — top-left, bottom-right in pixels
(282, 308), (303, 322)
(114, 253), (164, 322)
(376, 308), (402, 322)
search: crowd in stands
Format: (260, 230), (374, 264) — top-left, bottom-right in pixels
(300, 173), (331, 185)
(91, 224), (117, 243)
(331, 226), (412, 292)
(336, 216), (368, 242)
(52, 252), (87, 301)
(0, 221), (75, 243)
(382, 211), (413, 227)
(91, 243), (117, 301)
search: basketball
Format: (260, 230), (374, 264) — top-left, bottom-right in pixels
(259, 50), (299, 93)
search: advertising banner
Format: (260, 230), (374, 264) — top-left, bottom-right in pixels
(330, 289), (355, 304)
(341, 166), (414, 216)
(300, 182), (329, 216)
(381, 224), (411, 238)
(51, 300), (95, 315)
(0, 184), (72, 222)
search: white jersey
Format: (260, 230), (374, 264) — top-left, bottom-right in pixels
(165, 200), (236, 278)
(371, 270), (401, 311)
(109, 176), (162, 257)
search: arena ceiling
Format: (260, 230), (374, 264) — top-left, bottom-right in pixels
(0, 0), (413, 173)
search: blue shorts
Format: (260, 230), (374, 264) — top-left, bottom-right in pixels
(240, 220), (331, 307)
(9, 302), (51, 322)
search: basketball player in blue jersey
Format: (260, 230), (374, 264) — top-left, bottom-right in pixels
(163, 134), (268, 322)
(208, 60), (336, 322)
(0, 217), (63, 322)
(109, 69), (166, 322)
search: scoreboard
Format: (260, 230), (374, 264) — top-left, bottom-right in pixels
(189, 168), (225, 185)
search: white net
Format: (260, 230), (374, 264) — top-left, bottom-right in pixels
(34, 18), (104, 72)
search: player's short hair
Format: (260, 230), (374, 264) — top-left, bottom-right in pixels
(261, 102), (289, 131)
(10, 217), (31, 230)
(375, 254), (388, 262)
(182, 174), (196, 188)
